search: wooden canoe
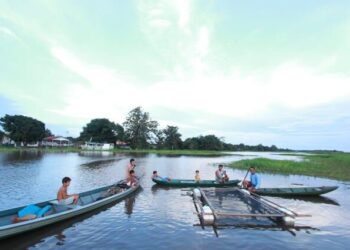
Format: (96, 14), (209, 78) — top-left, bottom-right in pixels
(253, 186), (338, 196)
(0, 182), (140, 240)
(152, 178), (240, 187)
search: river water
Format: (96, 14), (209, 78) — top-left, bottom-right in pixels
(0, 151), (349, 249)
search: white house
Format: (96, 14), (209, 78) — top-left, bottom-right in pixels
(42, 136), (73, 147)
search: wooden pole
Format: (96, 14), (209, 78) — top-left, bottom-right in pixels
(199, 189), (218, 219)
(194, 212), (285, 218)
(240, 168), (250, 188)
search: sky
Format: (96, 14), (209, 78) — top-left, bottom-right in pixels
(0, 0), (350, 151)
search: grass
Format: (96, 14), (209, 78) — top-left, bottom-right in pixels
(0, 146), (231, 156)
(229, 152), (350, 181)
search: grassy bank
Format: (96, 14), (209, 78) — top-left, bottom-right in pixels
(229, 152), (350, 181)
(112, 149), (233, 156)
(0, 146), (231, 156)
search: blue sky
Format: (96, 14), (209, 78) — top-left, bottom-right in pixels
(1, 0), (350, 151)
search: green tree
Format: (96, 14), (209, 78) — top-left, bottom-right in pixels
(123, 107), (158, 149)
(163, 126), (182, 149)
(183, 135), (223, 150)
(45, 128), (53, 137)
(154, 130), (165, 149)
(0, 115), (45, 145)
(0, 130), (4, 141)
(79, 118), (123, 143)
(183, 137), (200, 150)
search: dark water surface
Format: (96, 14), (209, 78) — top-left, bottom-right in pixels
(0, 151), (349, 249)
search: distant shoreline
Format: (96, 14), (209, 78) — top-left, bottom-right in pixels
(0, 146), (235, 156)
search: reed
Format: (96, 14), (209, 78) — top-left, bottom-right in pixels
(229, 152), (350, 181)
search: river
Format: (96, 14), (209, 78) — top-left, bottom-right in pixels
(0, 151), (349, 249)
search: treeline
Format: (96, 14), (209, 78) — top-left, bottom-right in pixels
(0, 107), (287, 151)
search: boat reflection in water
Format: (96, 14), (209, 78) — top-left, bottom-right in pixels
(124, 188), (142, 216)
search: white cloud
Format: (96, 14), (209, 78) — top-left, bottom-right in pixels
(0, 26), (19, 40)
(196, 26), (209, 57)
(149, 19), (171, 28)
(51, 46), (350, 126)
(170, 0), (191, 30)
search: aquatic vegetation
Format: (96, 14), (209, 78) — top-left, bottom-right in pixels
(229, 153), (350, 181)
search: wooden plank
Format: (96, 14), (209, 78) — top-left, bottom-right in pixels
(194, 212), (285, 218)
(215, 212), (285, 218)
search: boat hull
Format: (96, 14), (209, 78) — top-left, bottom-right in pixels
(152, 178), (240, 187)
(0, 184), (139, 240)
(254, 186), (338, 196)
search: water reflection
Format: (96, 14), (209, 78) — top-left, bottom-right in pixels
(79, 151), (115, 158)
(124, 188), (142, 216)
(0, 150), (44, 165)
(287, 196), (340, 206)
(151, 185), (172, 194)
(80, 158), (122, 168)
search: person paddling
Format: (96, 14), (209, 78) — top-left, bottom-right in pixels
(243, 166), (261, 192)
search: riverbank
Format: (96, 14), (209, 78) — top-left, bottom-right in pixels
(0, 146), (233, 156)
(229, 152), (350, 181)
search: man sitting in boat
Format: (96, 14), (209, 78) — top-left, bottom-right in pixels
(195, 170), (201, 182)
(243, 167), (261, 191)
(57, 177), (79, 205)
(126, 158), (136, 178)
(215, 165), (229, 183)
(152, 170), (171, 182)
(126, 170), (138, 187)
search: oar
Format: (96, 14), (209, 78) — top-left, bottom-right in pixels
(240, 168), (250, 188)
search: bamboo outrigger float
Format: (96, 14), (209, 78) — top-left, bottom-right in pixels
(0, 182), (140, 240)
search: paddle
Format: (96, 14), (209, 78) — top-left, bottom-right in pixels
(240, 168), (250, 188)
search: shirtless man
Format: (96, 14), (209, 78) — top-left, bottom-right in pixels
(126, 159), (136, 178)
(215, 164), (229, 183)
(57, 177), (79, 205)
(126, 170), (138, 187)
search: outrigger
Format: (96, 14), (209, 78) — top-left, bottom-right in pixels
(192, 187), (311, 229)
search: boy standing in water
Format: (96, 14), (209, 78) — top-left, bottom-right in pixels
(57, 177), (79, 205)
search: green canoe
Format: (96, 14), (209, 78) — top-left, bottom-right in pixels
(254, 186), (338, 196)
(152, 178), (240, 187)
(0, 182), (140, 240)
